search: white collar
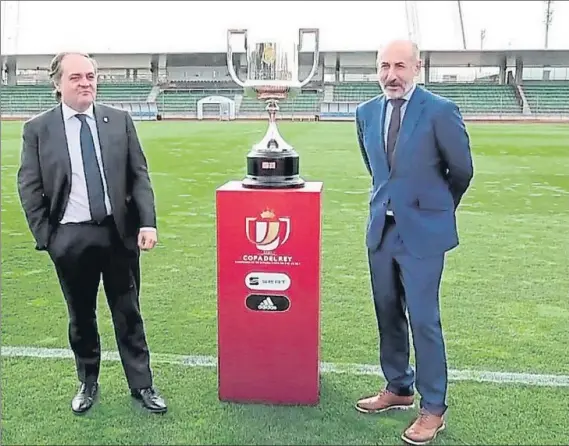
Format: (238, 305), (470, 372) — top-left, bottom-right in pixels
(61, 101), (95, 121)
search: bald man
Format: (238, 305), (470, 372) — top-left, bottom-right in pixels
(353, 40), (473, 445)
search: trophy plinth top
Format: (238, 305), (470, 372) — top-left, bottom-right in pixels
(243, 81), (302, 101)
(256, 85), (289, 100)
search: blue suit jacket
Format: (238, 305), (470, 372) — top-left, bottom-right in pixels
(355, 85), (474, 258)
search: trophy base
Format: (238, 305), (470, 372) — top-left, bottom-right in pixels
(242, 176), (305, 190)
(242, 150), (305, 190)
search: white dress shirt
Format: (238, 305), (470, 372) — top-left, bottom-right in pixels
(383, 83), (416, 148)
(383, 83), (417, 217)
(60, 102), (112, 224)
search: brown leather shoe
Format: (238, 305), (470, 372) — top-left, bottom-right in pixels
(401, 408), (445, 445)
(355, 389), (414, 414)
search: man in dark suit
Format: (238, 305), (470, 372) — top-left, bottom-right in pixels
(353, 40), (473, 445)
(17, 52), (167, 415)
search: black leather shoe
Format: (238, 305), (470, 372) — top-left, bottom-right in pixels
(131, 387), (167, 413)
(71, 382), (98, 414)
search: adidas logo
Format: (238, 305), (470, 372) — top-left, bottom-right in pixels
(246, 293), (290, 312)
(257, 297), (277, 311)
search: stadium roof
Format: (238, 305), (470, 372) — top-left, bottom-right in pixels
(419, 49), (569, 67)
(4, 49), (569, 69)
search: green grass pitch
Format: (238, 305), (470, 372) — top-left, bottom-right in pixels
(1, 119), (568, 445)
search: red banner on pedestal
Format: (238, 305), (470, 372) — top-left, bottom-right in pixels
(216, 180), (323, 405)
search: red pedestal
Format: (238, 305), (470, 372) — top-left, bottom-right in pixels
(216, 180), (323, 405)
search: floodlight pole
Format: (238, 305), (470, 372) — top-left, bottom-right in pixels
(544, 0), (554, 49)
(457, 0), (467, 50)
(404, 1), (421, 47)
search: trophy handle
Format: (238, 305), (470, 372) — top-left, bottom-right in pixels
(227, 28), (248, 88)
(297, 28), (320, 88)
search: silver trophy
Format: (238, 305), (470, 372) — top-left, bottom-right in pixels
(227, 28), (320, 189)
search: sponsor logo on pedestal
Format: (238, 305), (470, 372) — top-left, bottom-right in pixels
(245, 272), (291, 291)
(245, 294), (290, 312)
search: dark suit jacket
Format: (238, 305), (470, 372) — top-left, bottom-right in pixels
(355, 86), (474, 258)
(17, 102), (156, 252)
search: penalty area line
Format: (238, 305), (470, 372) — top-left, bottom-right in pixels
(2, 345), (569, 388)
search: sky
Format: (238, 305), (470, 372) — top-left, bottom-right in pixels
(1, 0), (568, 55)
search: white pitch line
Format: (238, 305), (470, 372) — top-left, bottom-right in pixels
(2, 346), (569, 388)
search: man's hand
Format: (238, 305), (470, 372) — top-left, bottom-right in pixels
(138, 228), (158, 251)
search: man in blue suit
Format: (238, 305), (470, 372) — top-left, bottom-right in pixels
(353, 40), (473, 445)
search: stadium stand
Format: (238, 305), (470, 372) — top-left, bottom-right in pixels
(426, 83), (522, 115)
(151, 86), (322, 118)
(1, 49), (568, 121)
(5, 80), (566, 120)
(156, 88), (237, 115)
(332, 82), (381, 102)
(96, 82), (153, 102)
(238, 90), (322, 117)
(330, 82), (523, 114)
(0, 81), (154, 116)
(0, 83), (53, 116)
(521, 80), (569, 115)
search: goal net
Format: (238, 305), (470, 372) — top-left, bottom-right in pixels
(197, 95), (236, 121)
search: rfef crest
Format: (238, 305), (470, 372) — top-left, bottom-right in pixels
(246, 210), (291, 251)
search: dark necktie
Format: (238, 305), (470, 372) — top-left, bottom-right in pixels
(76, 114), (107, 223)
(386, 98), (405, 168)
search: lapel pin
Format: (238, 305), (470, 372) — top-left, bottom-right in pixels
(103, 116), (109, 123)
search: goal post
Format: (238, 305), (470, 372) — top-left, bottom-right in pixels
(197, 95), (236, 120)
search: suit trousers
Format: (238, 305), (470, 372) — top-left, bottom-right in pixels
(367, 215), (448, 415)
(47, 217), (153, 390)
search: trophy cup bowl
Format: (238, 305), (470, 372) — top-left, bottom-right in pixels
(227, 28), (320, 189)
